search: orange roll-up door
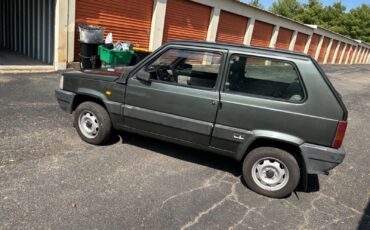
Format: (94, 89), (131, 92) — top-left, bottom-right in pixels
(342, 45), (351, 64)
(326, 40), (338, 64)
(335, 43), (345, 64)
(357, 47), (364, 63)
(364, 49), (369, 63)
(251, 20), (274, 47)
(348, 46), (356, 63)
(275, 27), (293, 50)
(294, 32), (308, 53)
(163, 0), (211, 43)
(307, 33), (320, 57)
(359, 48), (366, 63)
(318, 37), (330, 63)
(216, 11), (248, 44)
(75, 0), (153, 60)
(353, 47), (360, 63)
(347, 46), (356, 64)
(361, 49), (369, 63)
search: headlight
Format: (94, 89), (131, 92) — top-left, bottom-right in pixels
(59, 75), (64, 89)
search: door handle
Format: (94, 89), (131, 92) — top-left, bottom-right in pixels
(233, 134), (245, 140)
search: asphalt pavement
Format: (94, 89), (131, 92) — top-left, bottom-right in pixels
(0, 65), (369, 229)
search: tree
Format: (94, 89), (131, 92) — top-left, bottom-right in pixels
(262, 0), (370, 43)
(269, 0), (303, 19)
(344, 4), (370, 43)
(320, 2), (347, 35)
(295, 0), (325, 25)
(248, 0), (264, 9)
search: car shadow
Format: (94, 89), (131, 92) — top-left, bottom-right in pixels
(358, 200), (370, 229)
(108, 131), (321, 194)
(101, 132), (121, 146)
(114, 131), (242, 177)
(299, 174), (320, 193)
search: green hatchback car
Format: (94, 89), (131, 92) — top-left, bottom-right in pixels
(56, 41), (348, 198)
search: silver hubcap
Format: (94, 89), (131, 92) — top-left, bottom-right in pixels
(251, 157), (289, 191)
(78, 110), (99, 139)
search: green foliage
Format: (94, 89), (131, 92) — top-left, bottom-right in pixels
(268, 0), (370, 43)
(345, 4), (370, 43)
(269, 0), (303, 19)
(320, 2), (347, 35)
(295, 0), (326, 25)
(248, 0), (264, 9)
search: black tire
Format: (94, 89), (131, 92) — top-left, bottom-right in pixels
(242, 147), (300, 198)
(74, 102), (112, 145)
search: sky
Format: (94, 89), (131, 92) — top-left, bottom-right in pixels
(243, 0), (369, 10)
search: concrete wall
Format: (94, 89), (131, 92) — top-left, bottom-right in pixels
(55, 0), (76, 70)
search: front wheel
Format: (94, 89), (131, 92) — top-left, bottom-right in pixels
(74, 102), (112, 145)
(242, 147), (300, 198)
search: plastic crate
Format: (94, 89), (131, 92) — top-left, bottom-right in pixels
(98, 45), (134, 65)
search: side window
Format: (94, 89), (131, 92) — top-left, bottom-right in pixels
(225, 55), (305, 102)
(145, 49), (222, 89)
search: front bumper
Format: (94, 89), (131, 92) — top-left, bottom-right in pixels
(300, 143), (346, 174)
(55, 89), (76, 113)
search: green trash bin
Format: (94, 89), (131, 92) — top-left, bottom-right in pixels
(98, 45), (134, 65)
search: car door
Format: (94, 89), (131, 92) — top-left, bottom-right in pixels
(123, 46), (226, 146)
(211, 54), (306, 153)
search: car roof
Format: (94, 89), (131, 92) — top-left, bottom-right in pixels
(165, 40), (311, 61)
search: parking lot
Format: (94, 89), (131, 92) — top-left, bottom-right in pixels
(0, 65), (369, 229)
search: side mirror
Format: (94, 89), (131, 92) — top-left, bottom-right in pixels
(136, 70), (151, 82)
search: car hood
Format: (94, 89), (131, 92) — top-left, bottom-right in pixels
(63, 66), (134, 82)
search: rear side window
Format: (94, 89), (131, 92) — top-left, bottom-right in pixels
(225, 55), (305, 102)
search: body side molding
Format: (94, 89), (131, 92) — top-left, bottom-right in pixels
(123, 104), (213, 135)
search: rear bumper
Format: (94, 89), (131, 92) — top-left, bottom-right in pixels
(55, 89), (76, 113)
(300, 143), (346, 174)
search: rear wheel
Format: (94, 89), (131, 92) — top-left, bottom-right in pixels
(74, 102), (112, 145)
(242, 147), (300, 198)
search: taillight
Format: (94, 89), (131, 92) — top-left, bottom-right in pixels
(332, 121), (347, 149)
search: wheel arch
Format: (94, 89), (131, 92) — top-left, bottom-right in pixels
(235, 130), (306, 176)
(242, 138), (303, 165)
(71, 93), (123, 130)
(72, 94), (107, 112)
